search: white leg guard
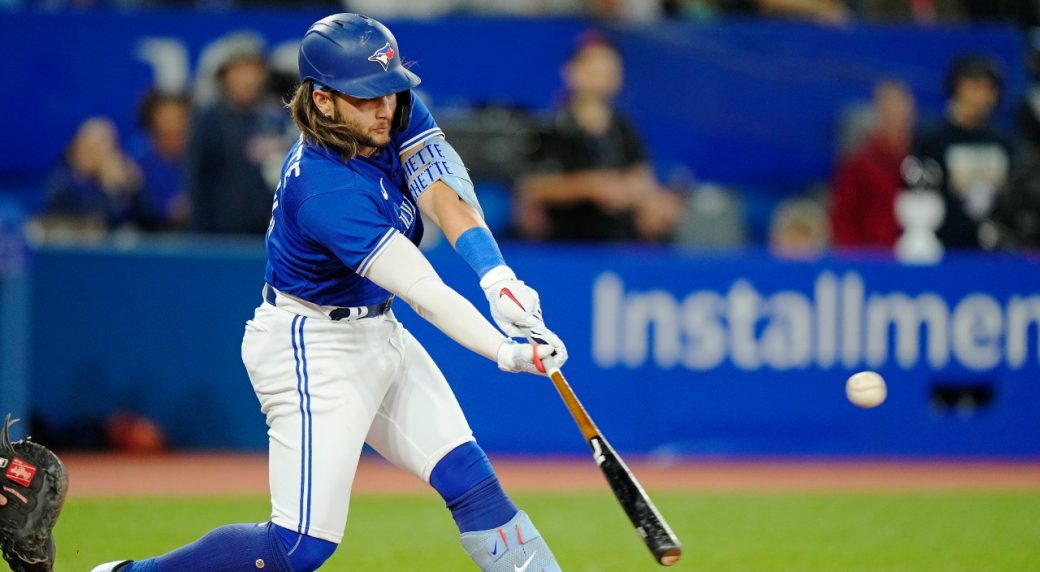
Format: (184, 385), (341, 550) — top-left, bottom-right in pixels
(459, 511), (562, 572)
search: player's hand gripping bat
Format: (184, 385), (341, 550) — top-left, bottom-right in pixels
(537, 352), (682, 566)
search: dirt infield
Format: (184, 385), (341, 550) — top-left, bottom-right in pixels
(61, 453), (1040, 498)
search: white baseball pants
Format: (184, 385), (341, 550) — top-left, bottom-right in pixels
(241, 302), (474, 543)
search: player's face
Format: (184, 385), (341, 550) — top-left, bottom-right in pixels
(333, 92), (397, 151)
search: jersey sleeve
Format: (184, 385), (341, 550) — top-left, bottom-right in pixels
(395, 92), (444, 156)
(295, 190), (398, 276)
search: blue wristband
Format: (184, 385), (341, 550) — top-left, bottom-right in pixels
(454, 227), (506, 278)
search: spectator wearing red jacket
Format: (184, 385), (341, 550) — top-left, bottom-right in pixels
(830, 80), (916, 249)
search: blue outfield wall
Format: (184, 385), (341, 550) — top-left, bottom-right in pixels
(26, 240), (1040, 457)
(0, 224), (29, 439)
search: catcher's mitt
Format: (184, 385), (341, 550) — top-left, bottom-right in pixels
(0, 415), (68, 572)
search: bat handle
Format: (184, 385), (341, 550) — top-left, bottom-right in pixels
(539, 358), (601, 443)
(541, 353), (562, 377)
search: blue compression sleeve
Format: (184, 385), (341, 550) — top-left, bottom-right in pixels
(126, 522), (292, 572)
(273, 524), (337, 572)
(431, 442), (518, 533)
(453, 227), (506, 279)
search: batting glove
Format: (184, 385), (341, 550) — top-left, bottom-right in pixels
(480, 265), (544, 337)
(497, 339), (556, 376)
(519, 325), (569, 370)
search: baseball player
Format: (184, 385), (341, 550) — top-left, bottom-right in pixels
(93, 13), (566, 572)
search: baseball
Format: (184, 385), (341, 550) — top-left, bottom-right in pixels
(845, 371), (887, 408)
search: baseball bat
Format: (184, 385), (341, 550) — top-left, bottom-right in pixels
(543, 359), (682, 566)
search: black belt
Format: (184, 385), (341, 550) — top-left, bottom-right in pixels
(264, 284), (392, 321)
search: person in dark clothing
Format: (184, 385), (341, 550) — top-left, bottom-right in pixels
(989, 37), (1040, 250)
(130, 90), (192, 231)
(516, 32), (681, 243)
(186, 32), (291, 235)
(41, 117), (158, 234)
(913, 54), (1013, 250)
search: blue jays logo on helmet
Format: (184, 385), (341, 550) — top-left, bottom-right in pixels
(368, 42), (395, 72)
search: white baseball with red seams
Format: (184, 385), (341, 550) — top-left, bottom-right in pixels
(846, 371), (887, 408)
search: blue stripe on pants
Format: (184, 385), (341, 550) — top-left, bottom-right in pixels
(291, 315), (312, 534)
(300, 317), (313, 535)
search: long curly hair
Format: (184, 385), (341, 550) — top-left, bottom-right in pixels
(287, 81), (363, 160)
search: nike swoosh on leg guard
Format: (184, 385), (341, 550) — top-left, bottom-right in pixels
(460, 511), (561, 572)
(514, 551), (536, 572)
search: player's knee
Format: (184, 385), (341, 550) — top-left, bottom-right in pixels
(273, 524), (337, 572)
(430, 441), (496, 503)
(287, 537), (336, 572)
(430, 441), (519, 533)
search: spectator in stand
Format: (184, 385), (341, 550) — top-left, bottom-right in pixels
(186, 31), (289, 235)
(993, 129), (1040, 250)
(130, 90), (191, 231)
(830, 80), (916, 249)
(770, 196), (830, 259)
(39, 117), (157, 235)
(914, 54), (1013, 250)
(989, 35), (1040, 250)
(515, 31), (682, 243)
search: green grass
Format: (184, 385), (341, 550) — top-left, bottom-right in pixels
(57, 491), (1040, 571)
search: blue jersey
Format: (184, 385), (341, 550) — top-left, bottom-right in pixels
(264, 95), (443, 307)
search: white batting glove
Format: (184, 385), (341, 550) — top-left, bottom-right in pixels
(519, 325), (569, 370)
(496, 339), (555, 376)
(481, 265), (569, 368)
(480, 265), (544, 337)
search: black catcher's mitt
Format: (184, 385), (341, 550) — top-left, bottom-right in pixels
(0, 415), (68, 572)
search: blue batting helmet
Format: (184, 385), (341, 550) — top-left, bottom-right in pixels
(298, 13), (421, 99)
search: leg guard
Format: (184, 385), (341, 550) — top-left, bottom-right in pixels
(460, 511), (562, 572)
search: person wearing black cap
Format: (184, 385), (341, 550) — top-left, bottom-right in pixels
(913, 54), (1014, 250)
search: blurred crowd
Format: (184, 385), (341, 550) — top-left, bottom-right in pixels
(35, 31), (295, 239)
(15, 0), (1040, 261)
(11, 0), (1040, 27)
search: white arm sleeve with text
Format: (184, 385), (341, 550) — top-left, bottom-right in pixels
(363, 232), (505, 361)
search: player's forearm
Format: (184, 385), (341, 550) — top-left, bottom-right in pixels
(416, 182), (511, 281)
(418, 182), (486, 245)
(363, 232), (504, 361)
(404, 275), (505, 360)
